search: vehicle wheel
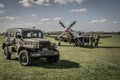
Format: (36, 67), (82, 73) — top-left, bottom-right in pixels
(46, 50), (60, 63)
(19, 50), (32, 66)
(4, 46), (11, 59)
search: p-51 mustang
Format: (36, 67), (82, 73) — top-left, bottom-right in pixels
(55, 21), (100, 47)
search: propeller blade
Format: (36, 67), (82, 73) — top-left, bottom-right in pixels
(59, 21), (66, 28)
(58, 32), (65, 39)
(68, 21), (76, 29)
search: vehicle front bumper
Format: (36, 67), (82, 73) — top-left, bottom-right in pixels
(30, 50), (58, 57)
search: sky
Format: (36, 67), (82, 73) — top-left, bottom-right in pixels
(0, 0), (120, 32)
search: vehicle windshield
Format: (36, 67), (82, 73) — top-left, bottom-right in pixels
(22, 30), (43, 38)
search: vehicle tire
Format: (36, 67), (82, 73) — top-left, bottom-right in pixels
(46, 49), (60, 63)
(4, 46), (11, 59)
(19, 50), (32, 66)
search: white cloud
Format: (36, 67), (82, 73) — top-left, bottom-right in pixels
(41, 18), (50, 22)
(55, 0), (87, 4)
(19, 0), (87, 7)
(5, 16), (19, 20)
(100, 19), (107, 23)
(70, 8), (87, 13)
(113, 21), (119, 24)
(19, 0), (53, 7)
(90, 20), (99, 23)
(90, 18), (107, 24)
(0, 3), (5, 8)
(75, 0), (87, 4)
(53, 17), (61, 20)
(54, 0), (69, 4)
(19, 0), (36, 7)
(32, 14), (36, 17)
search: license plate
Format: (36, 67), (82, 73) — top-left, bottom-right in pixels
(42, 48), (48, 51)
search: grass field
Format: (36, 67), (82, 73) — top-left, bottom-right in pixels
(0, 35), (120, 80)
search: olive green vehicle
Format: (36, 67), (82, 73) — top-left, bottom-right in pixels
(2, 28), (60, 66)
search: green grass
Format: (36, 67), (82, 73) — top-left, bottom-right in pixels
(0, 35), (120, 80)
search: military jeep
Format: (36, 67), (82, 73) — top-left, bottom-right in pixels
(2, 28), (60, 66)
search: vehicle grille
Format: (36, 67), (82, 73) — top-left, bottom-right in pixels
(39, 41), (51, 48)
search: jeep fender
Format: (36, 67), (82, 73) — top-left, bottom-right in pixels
(18, 47), (31, 55)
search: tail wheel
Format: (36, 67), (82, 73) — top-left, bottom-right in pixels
(19, 50), (32, 66)
(4, 46), (11, 59)
(46, 49), (60, 63)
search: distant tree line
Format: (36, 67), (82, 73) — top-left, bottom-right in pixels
(0, 31), (120, 36)
(45, 31), (63, 35)
(45, 31), (120, 35)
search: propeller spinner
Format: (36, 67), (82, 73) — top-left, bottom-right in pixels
(58, 21), (76, 38)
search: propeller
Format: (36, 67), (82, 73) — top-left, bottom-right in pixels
(58, 21), (77, 39)
(58, 32), (65, 39)
(68, 21), (76, 29)
(59, 21), (66, 28)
